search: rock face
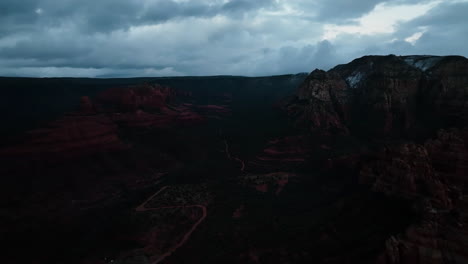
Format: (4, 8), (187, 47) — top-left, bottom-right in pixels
(370, 129), (468, 264)
(425, 128), (468, 186)
(285, 70), (349, 134)
(285, 55), (468, 138)
(281, 55), (468, 263)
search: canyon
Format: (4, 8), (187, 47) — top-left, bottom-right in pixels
(1, 55), (467, 263)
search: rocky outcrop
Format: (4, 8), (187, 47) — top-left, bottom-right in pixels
(285, 69), (349, 134)
(359, 143), (453, 210)
(377, 209), (468, 264)
(425, 128), (468, 186)
(359, 128), (468, 264)
(96, 84), (228, 128)
(284, 55), (468, 263)
(336, 55), (423, 136)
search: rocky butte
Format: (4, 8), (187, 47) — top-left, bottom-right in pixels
(282, 55), (468, 263)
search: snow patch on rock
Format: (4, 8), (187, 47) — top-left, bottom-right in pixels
(404, 56), (442, 71)
(346, 71), (365, 88)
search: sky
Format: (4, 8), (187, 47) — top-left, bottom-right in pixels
(0, 0), (467, 77)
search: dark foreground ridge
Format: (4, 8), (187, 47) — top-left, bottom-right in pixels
(1, 55), (468, 263)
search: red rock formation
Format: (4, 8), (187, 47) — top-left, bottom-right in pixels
(286, 55), (468, 137)
(0, 114), (127, 159)
(425, 128), (468, 186)
(96, 84), (227, 128)
(360, 143), (453, 210)
(98, 83), (174, 111)
(337, 56), (423, 136)
(284, 69), (349, 134)
(361, 128), (468, 264)
(280, 56), (468, 263)
(377, 210), (468, 264)
(0, 83), (220, 159)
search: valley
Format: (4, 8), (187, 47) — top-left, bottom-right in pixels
(1, 55), (468, 263)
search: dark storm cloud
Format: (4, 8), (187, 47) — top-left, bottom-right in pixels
(0, 0), (39, 16)
(409, 1), (468, 55)
(362, 1), (468, 56)
(291, 0), (428, 22)
(315, 0), (387, 21)
(0, 0), (467, 77)
(0, 38), (90, 60)
(408, 1), (468, 25)
(0, 0), (277, 34)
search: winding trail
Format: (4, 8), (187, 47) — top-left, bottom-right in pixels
(223, 139), (246, 173)
(234, 157), (245, 172)
(223, 140), (232, 160)
(135, 186), (207, 264)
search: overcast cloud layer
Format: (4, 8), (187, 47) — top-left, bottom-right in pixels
(0, 0), (467, 77)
